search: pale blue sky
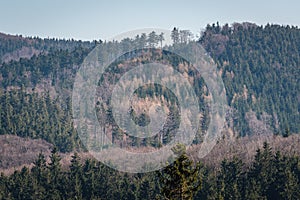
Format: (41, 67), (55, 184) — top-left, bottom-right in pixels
(0, 0), (299, 41)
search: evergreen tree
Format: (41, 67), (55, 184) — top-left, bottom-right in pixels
(47, 146), (62, 199)
(171, 27), (180, 44)
(31, 152), (48, 199)
(159, 144), (203, 200)
(69, 152), (83, 200)
(216, 158), (243, 200)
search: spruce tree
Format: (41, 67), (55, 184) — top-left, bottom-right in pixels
(159, 144), (203, 200)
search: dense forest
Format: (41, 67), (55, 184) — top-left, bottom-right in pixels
(0, 22), (299, 199)
(200, 22), (299, 135)
(0, 23), (298, 145)
(0, 144), (299, 199)
(0, 90), (81, 152)
(0, 32), (95, 63)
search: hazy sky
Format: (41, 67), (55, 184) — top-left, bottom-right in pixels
(0, 0), (299, 41)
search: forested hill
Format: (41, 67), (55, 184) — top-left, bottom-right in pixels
(200, 22), (300, 136)
(0, 32), (96, 63)
(0, 23), (299, 155)
(0, 22), (299, 199)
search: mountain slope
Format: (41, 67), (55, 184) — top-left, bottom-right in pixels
(0, 23), (298, 154)
(200, 22), (300, 135)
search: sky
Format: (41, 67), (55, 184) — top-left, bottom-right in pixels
(0, 0), (299, 41)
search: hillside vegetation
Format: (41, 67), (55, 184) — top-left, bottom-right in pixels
(0, 22), (299, 199)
